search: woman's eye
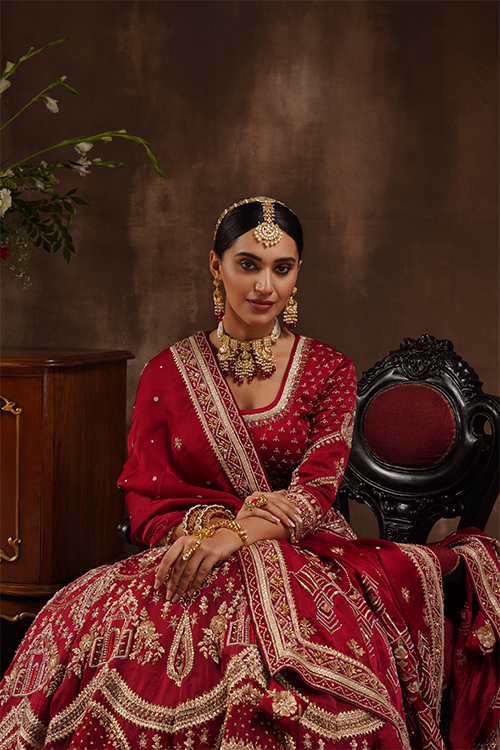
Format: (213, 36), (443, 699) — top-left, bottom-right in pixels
(275, 265), (291, 275)
(239, 260), (256, 270)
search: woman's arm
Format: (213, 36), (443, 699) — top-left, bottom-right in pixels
(155, 490), (299, 601)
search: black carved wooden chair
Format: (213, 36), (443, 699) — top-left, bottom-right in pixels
(336, 334), (499, 545)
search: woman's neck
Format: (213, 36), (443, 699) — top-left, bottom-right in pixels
(220, 311), (276, 341)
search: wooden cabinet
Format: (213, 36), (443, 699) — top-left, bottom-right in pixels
(0, 349), (134, 621)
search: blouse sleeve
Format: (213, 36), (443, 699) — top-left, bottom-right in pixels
(286, 352), (357, 541)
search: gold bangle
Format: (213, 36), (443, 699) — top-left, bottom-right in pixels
(195, 505), (235, 531)
(182, 504), (206, 536)
(206, 520), (249, 550)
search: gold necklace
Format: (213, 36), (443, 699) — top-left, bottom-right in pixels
(216, 318), (281, 385)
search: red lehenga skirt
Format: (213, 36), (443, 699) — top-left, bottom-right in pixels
(0, 535), (499, 750)
(0, 543), (410, 750)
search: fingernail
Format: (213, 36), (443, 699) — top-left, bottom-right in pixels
(154, 579), (160, 590)
(172, 593), (179, 603)
(288, 520), (296, 528)
(272, 515), (281, 524)
(166, 590), (172, 601)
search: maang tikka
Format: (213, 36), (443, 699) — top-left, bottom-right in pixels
(253, 199), (283, 247)
(213, 196), (295, 246)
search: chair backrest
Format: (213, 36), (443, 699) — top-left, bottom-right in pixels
(336, 335), (500, 543)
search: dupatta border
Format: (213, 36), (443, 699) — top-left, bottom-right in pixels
(398, 544), (445, 717)
(171, 332), (272, 500)
(240, 540), (412, 748)
(449, 536), (500, 628)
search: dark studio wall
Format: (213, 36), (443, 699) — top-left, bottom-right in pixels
(1, 1), (498, 539)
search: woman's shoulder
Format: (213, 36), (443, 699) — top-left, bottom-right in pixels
(301, 335), (354, 372)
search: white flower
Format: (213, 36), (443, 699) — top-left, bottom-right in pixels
(34, 178), (45, 191)
(44, 96), (59, 114)
(0, 188), (12, 217)
(0, 79), (11, 96)
(40, 161), (47, 168)
(74, 142), (93, 157)
(71, 157), (92, 177)
(0, 169), (14, 178)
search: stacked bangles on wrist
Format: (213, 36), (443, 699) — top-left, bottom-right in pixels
(181, 518), (249, 562)
(181, 504), (235, 537)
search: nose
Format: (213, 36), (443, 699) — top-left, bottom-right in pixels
(255, 269), (273, 295)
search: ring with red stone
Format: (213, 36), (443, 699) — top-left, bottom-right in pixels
(244, 494), (268, 510)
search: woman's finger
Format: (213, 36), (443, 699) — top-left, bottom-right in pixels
(154, 540), (183, 590)
(258, 506), (296, 528)
(244, 492), (302, 521)
(154, 535), (197, 592)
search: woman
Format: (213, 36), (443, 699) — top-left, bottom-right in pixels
(0, 197), (498, 750)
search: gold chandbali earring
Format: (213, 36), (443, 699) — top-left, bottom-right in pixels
(283, 287), (298, 329)
(216, 318), (281, 385)
(213, 278), (224, 322)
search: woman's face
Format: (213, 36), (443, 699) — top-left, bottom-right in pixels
(210, 228), (301, 336)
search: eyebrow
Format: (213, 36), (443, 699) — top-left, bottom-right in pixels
(234, 251), (297, 263)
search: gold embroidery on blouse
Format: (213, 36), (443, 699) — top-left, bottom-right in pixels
(242, 337), (310, 423)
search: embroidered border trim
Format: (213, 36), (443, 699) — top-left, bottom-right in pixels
(171, 333), (272, 499)
(399, 545), (445, 725)
(449, 537), (500, 626)
(301, 702), (385, 741)
(42, 647), (268, 743)
(240, 540), (411, 748)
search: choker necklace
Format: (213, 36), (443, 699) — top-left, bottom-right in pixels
(216, 318), (281, 385)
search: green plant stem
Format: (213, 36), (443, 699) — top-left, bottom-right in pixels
(7, 131), (165, 177)
(1, 77), (72, 131)
(1, 37), (73, 81)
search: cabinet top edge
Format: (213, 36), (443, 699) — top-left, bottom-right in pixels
(0, 349), (135, 368)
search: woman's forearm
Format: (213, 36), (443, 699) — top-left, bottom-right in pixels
(238, 516), (291, 546)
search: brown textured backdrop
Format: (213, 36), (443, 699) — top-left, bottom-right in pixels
(1, 1), (498, 538)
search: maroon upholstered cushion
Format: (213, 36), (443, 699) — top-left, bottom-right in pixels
(363, 384), (456, 467)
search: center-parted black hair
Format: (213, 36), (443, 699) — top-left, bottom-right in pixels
(213, 201), (304, 260)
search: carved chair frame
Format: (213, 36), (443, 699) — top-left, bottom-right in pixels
(336, 335), (499, 544)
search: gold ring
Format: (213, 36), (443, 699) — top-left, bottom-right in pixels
(245, 494), (268, 510)
(181, 537), (203, 561)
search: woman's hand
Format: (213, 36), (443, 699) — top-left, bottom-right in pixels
(236, 490), (301, 531)
(154, 527), (242, 602)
